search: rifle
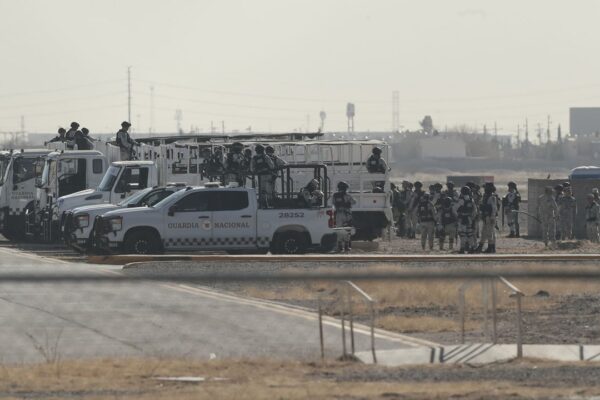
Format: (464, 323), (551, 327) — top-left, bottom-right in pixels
(511, 210), (541, 224)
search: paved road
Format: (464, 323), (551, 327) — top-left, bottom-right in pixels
(0, 247), (425, 363)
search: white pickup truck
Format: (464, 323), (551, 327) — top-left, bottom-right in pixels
(93, 184), (350, 254)
(63, 184), (185, 251)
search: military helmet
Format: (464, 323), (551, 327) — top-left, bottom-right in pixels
(309, 178), (319, 188)
(414, 181), (422, 188)
(372, 146), (382, 155)
(563, 181), (571, 188)
(255, 144), (265, 153)
(433, 182), (443, 190)
(265, 145), (275, 154)
(70, 121), (80, 128)
(58, 127), (66, 134)
(466, 181), (475, 188)
(421, 193), (430, 201)
(81, 128), (89, 135)
(508, 181), (517, 188)
(483, 182), (496, 192)
(337, 181), (349, 191)
(446, 181), (455, 188)
(554, 184), (564, 192)
(121, 121), (131, 128)
(461, 186), (471, 196)
(231, 142), (243, 151)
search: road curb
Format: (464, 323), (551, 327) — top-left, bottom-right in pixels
(88, 253), (600, 266)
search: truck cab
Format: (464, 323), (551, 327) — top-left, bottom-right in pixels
(0, 149), (50, 240)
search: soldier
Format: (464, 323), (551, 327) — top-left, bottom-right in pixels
(390, 183), (402, 236)
(502, 181), (521, 237)
(470, 183), (482, 239)
(366, 147), (387, 191)
(558, 187), (577, 240)
(333, 181), (356, 227)
(454, 186), (477, 254)
(408, 181), (424, 239)
(251, 144), (275, 207)
(65, 121), (80, 150)
(46, 127), (66, 144)
(585, 194), (600, 242)
(438, 196), (457, 251)
(417, 192), (437, 251)
(266, 145), (287, 197)
(477, 182), (498, 253)
(396, 181), (412, 237)
(205, 146), (225, 183)
(116, 121), (137, 160)
(402, 181), (415, 238)
(554, 184), (564, 240)
(75, 127), (93, 150)
(243, 148), (254, 187)
(537, 186), (559, 248)
(444, 181), (459, 202)
(299, 179), (324, 207)
(431, 182), (443, 211)
(223, 142), (246, 186)
(593, 188), (600, 203)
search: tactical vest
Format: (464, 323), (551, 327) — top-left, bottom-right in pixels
(458, 197), (474, 217)
(253, 154), (271, 175)
(366, 156), (384, 173)
(333, 192), (352, 209)
(480, 194), (493, 217)
(226, 152), (240, 173)
(440, 208), (456, 225)
(418, 202), (434, 222)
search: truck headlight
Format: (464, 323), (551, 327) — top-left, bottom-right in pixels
(106, 216), (123, 232)
(75, 214), (89, 228)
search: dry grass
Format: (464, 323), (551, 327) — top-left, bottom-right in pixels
(0, 357), (599, 399)
(235, 262), (600, 334)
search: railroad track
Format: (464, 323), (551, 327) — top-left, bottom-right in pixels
(88, 253), (600, 265)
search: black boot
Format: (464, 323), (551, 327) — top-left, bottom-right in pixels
(475, 243), (484, 253)
(484, 244), (495, 253)
(458, 247), (465, 254)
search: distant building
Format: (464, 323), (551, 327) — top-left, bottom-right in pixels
(570, 107), (600, 136)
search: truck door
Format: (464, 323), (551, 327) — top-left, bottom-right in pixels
(112, 166), (149, 201)
(211, 190), (256, 249)
(163, 190), (214, 250)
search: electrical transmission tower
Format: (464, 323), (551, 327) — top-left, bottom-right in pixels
(392, 90), (399, 133)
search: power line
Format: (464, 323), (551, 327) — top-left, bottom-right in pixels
(0, 79), (125, 99)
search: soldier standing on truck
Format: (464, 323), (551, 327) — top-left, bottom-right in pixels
(333, 181), (355, 227)
(366, 147), (387, 192)
(65, 122), (80, 150)
(502, 181), (521, 237)
(207, 146), (225, 183)
(299, 179), (324, 208)
(74, 127), (93, 150)
(116, 121), (137, 160)
(266, 145), (287, 198)
(243, 147), (254, 187)
(224, 142), (246, 186)
(46, 128), (66, 144)
(251, 144), (275, 207)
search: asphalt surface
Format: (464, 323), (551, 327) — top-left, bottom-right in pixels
(0, 246), (419, 364)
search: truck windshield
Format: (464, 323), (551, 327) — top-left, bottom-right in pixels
(117, 187), (153, 206)
(98, 166), (121, 192)
(13, 157), (39, 184)
(0, 157), (10, 186)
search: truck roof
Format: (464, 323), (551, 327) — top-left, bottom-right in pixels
(111, 160), (155, 167)
(47, 150), (105, 159)
(11, 148), (51, 157)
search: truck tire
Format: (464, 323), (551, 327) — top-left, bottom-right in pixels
(124, 230), (162, 255)
(273, 231), (308, 255)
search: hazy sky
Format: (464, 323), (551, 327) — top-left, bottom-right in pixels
(2, 0), (600, 137)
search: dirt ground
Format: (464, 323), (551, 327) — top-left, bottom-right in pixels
(1, 357), (600, 400)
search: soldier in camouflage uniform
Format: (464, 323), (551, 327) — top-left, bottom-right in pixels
(333, 181), (356, 227)
(417, 193), (437, 251)
(251, 144), (275, 207)
(223, 142), (246, 186)
(502, 181), (521, 237)
(477, 182), (498, 253)
(585, 194), (600, 242)
(408, 181), (424, 239)
(454, 186), (478, 254)
(537, 186), (559, 248)
(557, 187), (577, 240)
(438, 196), (457, 251)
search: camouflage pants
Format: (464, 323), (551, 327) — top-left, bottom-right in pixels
(540, 217), (556, 246)
(439, 223), (457, 250)
(420, 221), (435, 250)
(224, 173), (244, 187)
(587, 222), (599, 243)
(559, 215), (574, 240)
(335, 209), (352, 228)
(480, 217), (496, 245)
(458, 218), (475, 251)
(257, 175), (273, 207)
(408, 210), (418, 236)
(505, 209), (519, 234)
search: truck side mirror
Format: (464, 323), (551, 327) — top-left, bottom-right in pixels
(125, 183), (132, 193)
(168, 206), (177, 217)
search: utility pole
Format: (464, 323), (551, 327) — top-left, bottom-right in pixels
(149, 86), (155, 134)
(221, 121), (225, 134)
(525, 118), (529, 143)
(127, 66), (132, 123)
(537, 123), (543, 144)
(517, 124), (521, 145)
(546, 115), (552, 143)
(175, 109), (182, 134)
(392, 90), (399, 133)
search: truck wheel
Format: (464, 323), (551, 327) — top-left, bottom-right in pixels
(274, 232), (307, 255)
(124, 231), (162, 255)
